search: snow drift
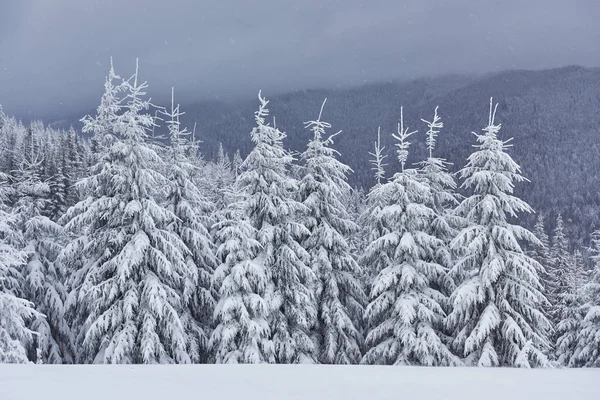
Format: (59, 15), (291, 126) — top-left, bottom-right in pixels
(0, 365), (598, 400)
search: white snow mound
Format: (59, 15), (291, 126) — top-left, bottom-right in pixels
(0, 365), (598, 400)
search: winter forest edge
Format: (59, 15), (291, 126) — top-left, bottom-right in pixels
(0, 60), (598, 368)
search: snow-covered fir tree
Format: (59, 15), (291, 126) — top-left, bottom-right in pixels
(299, 100), (366, 364)
(345, 187), (367, 284)
(162, 89), (217, 362)
(530, 215), (551, 269)
(44, 148), (67, 221)
(529, 215), (553, 320)
(232, 149), (243, 177)
(554, 248), (587, 366)
(0, 117), (25, 186)
(63, 127), (86, 207)
(210, 198), (275, 363)
(370, 127), (388, 187)
(14, 130), (71, 364)
(60, 61), (200, 364)
(217, 143), (231, 169)
(345, 187), (366, 226)
(81, 57), (124, 156)
(446, 99), (551, 367)
(358, 128), (390, 285)
(416, 107), (460, 305)
(548, 215), (571, 326)
(197, 144), (234, 217)
(572, 230), (600, 367)
(238, 92), (317, 363)
(571, 250), (588, 294)
(0, 172), (39, 363)
(362, 108), (458, 366)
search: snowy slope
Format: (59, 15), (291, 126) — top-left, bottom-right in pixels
(0, 365), (598, 400)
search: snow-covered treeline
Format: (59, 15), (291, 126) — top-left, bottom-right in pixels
(0, 61), (598, 367)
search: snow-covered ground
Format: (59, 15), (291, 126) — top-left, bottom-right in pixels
(0, 365), (598, 400)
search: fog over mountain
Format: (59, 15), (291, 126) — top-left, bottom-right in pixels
(2, 0), (599, 119)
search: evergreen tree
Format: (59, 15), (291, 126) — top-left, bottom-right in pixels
(210, 199), (275, 363)
(530, 215), (551, 267)
(572, 250), (588, 292)
(0, 107), (9, 173)
(362, 108), (457, 366)
(529, 215), (553, 320)
(555, 248), (586, 366)
(81, 57), (124, 157)
(61, 61), (198, 364)
(202, 144), (235, 212)
(370, 127), (388, 187)
(1, 118), (24, 188)
(45, 146), (68, 221)
(217, 143), (231, 170)
(162, 89), (217, 362)
(572, 230), (600, 367)
(239, 92), (317, 363)
(299, 100), (366, 364)
(346, 187), (367, 284)
(447, 99), (551, 367)
(14, 132), (71, 364)
(63, 127), (84, 207)
(358, 128), (390, 284)
(417, 107), (460, 303)
(548, 215), (571, 325)
(0, 172), (38, 363)
(232, 149), (243, 177)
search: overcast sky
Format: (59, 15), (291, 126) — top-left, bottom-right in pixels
(1, 0), (599, 118)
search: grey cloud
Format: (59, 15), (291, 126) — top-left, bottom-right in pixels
(0, 0), (598, 118)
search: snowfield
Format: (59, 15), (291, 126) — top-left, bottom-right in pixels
(0, 365), (598, 400)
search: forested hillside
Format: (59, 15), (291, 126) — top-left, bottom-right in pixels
(175, 66), (600, 246)
(43, 66), (600, 246)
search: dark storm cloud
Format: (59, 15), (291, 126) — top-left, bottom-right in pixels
(1, 0), (599, 117)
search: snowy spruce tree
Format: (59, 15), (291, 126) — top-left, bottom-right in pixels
(299, 100), (366, 364)
(547, 215), (571, 326)
(210, 198), (275, 363)
(14, 131), (71, 364)
(362, 108), (457, 366)
(572, 230), (600, 367)
(530, 215), (551, 270)
(554, 248), (587, 366)
(358, 128), (390, 284)
(529, 215), (553, 320)
(60, 61), (199, 364)
(446, 99), (551, 367)
(0, 172), (39, 363)
(162, 89), (217, 362)
(232, 149), (243, 177)
(207, 143), (235, 211)
(45, 148), (68, 221)
(417, 107), (459, 299)
(81, 57), (124, 156)
(370, 127), (388, 188)
(62, 127), (86, 207)
(238, 92), (316, 363)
